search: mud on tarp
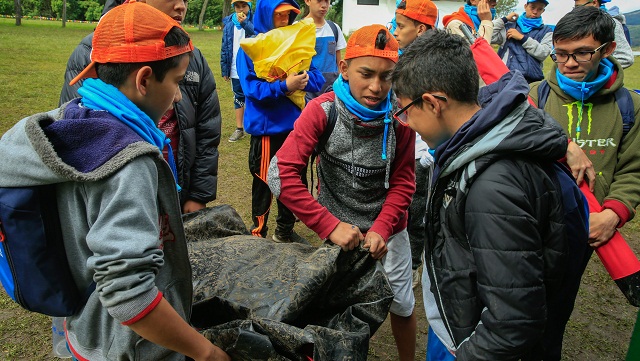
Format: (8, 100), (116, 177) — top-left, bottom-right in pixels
(183, 207), (394, 361)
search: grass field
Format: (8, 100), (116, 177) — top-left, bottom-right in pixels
(0, 17), (640, 360)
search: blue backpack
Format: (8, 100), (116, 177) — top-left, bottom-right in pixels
(0, 185), (93, 316)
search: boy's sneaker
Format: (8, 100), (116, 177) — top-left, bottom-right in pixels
(228, 129), (245, 142)
(272, 231), (311, 246)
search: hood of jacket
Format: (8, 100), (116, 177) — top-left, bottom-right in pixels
(253, 0), (299, 33)
(0, 100), (160, 188)
(435, 71), (567, 179)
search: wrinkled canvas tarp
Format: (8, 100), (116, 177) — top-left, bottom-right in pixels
(183, 206), (394, 361)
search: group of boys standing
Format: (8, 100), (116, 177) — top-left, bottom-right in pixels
(0, 0), (639, 360)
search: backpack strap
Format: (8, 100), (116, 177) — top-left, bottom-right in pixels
(327, 20), (339, 43)
(614, 87), (635, 139)
(536, 80), (550, 109)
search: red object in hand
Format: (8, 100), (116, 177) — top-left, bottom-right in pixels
(579, 182), (640, 280)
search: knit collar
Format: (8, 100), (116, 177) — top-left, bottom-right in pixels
(333, 75), (393, 160)
(78, 78), (180, 191)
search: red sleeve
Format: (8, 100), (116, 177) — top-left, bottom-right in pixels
(602, 199), (632, 228)
(271, 95), (341, 239)
(369, 126), (416, 241)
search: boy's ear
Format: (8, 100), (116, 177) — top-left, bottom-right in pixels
(422, 93), (442, 115)
(603, 41), (616, 58)
(339, 59), (349, 80)
(135, 66), (155, 96)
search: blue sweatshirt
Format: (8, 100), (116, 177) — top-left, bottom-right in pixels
(237, 0), (324, 136)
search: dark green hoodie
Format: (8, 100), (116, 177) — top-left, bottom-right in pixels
(530, 57), (640, 225)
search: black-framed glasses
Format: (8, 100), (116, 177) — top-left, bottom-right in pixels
(574, 0), (594, 7)
(393, 94), (447, 126)
(550, 42), (609, 64)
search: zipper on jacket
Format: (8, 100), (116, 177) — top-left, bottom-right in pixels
(426, 176), (458, 350)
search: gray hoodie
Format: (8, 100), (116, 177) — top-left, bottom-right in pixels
(0, 101), (192, 360)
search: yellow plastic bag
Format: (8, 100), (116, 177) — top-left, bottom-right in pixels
(240, 18), (316, 110)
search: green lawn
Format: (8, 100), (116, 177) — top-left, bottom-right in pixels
(0, 17), (639, 360)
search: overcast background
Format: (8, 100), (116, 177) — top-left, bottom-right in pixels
(515, 0), (640, 25)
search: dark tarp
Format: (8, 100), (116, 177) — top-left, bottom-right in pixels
(183, 206), (394, 361)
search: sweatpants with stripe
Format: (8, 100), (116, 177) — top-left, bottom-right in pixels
(249, 132), (304, 238)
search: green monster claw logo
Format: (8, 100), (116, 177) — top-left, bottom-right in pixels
(564, 101), (593, 140)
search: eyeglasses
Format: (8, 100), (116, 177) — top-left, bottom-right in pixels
(393, 94), (447, 126)
(550, 42), (609, 64)
(574, 0), (595, 8)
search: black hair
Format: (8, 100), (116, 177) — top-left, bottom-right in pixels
(375, 29), (388, 50)
(396, 1), (425, 27)
(553, 6), (615, 45)
(95, 26), (192, 88)
(392, 30), (479, 104)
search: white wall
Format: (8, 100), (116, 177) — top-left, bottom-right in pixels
(342, 0), (397, 35)
(341, 0), (464, 35)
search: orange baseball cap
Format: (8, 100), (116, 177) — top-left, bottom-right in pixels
(396, 0), (438, 28)
(275, 3), (301, 14)
(344, 24), (399, 63)
(69, 0), (194, 86)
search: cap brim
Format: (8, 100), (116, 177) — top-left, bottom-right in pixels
(69, 61), (98, 86)
(275, 4), (301, 14)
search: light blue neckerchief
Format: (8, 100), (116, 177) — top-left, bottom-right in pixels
(464, 4), (496, 30)
(333, 75), (393, 160)
(516, 13), (543, 34)
(232, 3), (252, 29)
(556, 58), (614, 103)
(78, 78), (181, 191)
(556, 58), (614, 139)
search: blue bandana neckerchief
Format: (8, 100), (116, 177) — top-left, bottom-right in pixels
(464, 4), (496, 30)
(556, 58), (614, 140)
(516, 13), (543, 33)
(232, 4), (252, 29)
(78, 78), (181, 191)
(333, 75), (393, 160)
(556, 58), (614, 103)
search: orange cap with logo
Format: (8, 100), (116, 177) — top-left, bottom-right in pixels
(69, 0), (194, 85)
(395, 0), (438, 28)
(344, 24), (399, 63)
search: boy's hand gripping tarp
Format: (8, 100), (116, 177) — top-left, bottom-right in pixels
(240, 18), (317, 110)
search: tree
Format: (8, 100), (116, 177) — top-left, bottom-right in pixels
(62, 0), (66, 27)
(198, 0), (209, 30)
(13, 0), (20, 25)
(495, 0), (518, 18)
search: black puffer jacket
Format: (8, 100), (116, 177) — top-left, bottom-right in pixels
(425, 72), (570, 360)
(59, 35), (221, 206)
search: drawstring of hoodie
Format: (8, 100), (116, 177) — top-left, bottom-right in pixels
(556, 58), (614, 140)
(333, 76), (394, 189)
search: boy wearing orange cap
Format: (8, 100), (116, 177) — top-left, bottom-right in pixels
(0, 2), (229, 360)
(237, 0), (325, 243)
(393, 0), (437, 50)
(267, 25), (417, 361)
